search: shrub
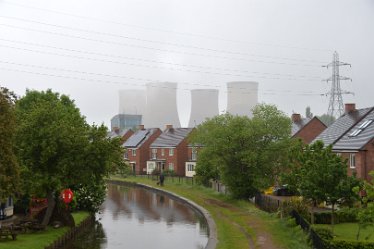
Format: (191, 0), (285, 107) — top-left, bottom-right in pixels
(279, 197), (309, 219)
(326, 240), (374, 249)
(314, 227), (333, 241)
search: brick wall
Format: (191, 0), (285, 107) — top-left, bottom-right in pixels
(294, 118), (326, 144)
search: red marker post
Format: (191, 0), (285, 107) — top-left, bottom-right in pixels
(61, 189), (74, 210)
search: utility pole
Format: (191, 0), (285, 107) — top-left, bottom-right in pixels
(323, 51), (353, 118)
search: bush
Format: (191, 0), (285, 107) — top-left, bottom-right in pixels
(279, 197), (309, 219)
(285, 217), (298, 227)
(326, 240), (374, 249)
(314, 227), (333, 241)
(314, 208), (358, 224)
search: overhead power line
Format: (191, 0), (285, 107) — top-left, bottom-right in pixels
(0, 23), (321, 68)
(0, 38), (320, 81)
(2, 0), (332, 53)
(0, 15), (328, 64)
(0, 63), (324, 96)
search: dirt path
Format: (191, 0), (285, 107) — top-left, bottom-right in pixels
(204, 199), (280, 249)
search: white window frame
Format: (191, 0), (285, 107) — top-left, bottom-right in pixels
(187, 164), (195, 172)
(132, 149), (136, 157)
(161, 148), (165, 156)
(168, 162), (174, 171)
(169, 148), (174, 156)
(151, 148), (157, 159)
(349, 153), (356, 169)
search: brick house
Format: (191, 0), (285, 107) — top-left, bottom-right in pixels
(314, 103), (374, 180)
(123, 125), (161, 174)
(185, 145), (202, 177)
(291, 113), (327, 144)
(147, 125), (193, 176)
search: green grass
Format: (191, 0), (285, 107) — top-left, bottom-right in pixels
(113, 175), (311, 249)
(314, 223), (374, 242)
(0, 211), (90, 249)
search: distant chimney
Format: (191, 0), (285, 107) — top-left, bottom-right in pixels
(291, 113), (301, 123)
(138, 124), (145, 130)
(345, 103), (356, 113)
(113, 127), (120, 133)
(166, 124), (173, 130)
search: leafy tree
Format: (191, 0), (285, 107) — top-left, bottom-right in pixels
(355, 171), (374, 240)
(15, 89), (126, 225)
(190, 104), (292, 199)
(295, 141), (357, 226)
(305, 106), (313, 118)
(318, 114), (335, 126)
(0, 87), (20, 202)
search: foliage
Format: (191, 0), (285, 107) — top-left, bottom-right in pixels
(313, 227), (334, 241)
(15, 89), (127, 221)
(305, 106), (313, 118)
(190, 104), (292, 199)
(0, 86), (20, 201)
(313, 208), (358, 224)
(279, 197), (309, 219)
(318, 114), (336, 126)
(355, 171), (374, 241)
(72, 180), (107, 213)
(325, 240), (374, 249)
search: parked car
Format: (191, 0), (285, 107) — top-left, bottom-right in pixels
(273, 185), (294, 196)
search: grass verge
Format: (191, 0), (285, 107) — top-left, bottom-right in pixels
(112, 175), (311, 249)
(314, 223), (374, 242)
(0, 211), (90, 249)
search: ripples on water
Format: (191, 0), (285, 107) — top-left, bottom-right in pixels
(63, 184), (208, 249)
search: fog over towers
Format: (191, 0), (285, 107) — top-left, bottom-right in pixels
(112, 81), (258, 130)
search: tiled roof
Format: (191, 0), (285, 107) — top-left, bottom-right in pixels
(313, 107), (373, 147)
(123, 128), (159, 148)
(108, 129), (131, 139)
(334, 109), (374, 150)
(151, 128), (193, 148)
(291, 118), (312, 136)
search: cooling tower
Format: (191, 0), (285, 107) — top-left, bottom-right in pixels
(227, 81), (258, 117)
(188, 89), (219, 127)
(119, 89), (146, 115)
(143, 82), (181, 128)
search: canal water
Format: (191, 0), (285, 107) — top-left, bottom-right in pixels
(64, 183), (208, 249)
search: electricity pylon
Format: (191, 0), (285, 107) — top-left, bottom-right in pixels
(323, 51), (353, 118)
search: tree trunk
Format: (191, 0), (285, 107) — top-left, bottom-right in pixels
(42, 190), (56, 226)
(331, 203), (335, 233)
(311, 200), (316, 224)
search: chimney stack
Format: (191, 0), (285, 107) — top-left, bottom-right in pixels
(291, 113), (301, 123)
(345, 103), (356, 113)
(138, 124), (145, 130)
(166, 124), (173, 130)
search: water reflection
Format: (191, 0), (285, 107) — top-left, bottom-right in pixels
(65, 184), (208, 249)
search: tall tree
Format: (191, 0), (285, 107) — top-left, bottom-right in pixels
(0, 87), (20, 202)
(15, 89), (126, 225)
(318, 114), (335, 126)
(190, 104), (292, 198)
(305, 106), (313, 118)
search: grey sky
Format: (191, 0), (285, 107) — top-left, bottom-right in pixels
(0, 0), (373, 127)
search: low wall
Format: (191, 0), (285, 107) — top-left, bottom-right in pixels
(107, 179), (217, 249)
(44, 215), (95, 249)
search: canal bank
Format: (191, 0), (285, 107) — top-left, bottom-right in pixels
(107, 179), (217, 249)
(112, 176), (311, 249)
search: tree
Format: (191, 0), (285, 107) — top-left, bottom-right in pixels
(318, 114), (335, 126)
(0, 87), (20, 202)
(296, 141), (356, 226)
(15, 89), (126, 225)
(305, 106), (313, 118)
(190, 104), (292, 199)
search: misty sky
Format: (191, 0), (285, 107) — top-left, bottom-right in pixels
(0, 0), (373, 127)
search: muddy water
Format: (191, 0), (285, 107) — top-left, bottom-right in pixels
(64, 183), (208, 249)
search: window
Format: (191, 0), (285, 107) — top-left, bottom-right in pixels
(132, 149), (136, 156)
(169, 148), (174, 156)
(349, 119), (373, 137)
(187, 164), (195, 172)
(168, 163), (174, 171)
(336, 153), (341, 157)
(349, 153), (356, 168)
(124, 151), (128, 159)
(191, 148), (197, 161)
(161, 148), (165, 156)
(151, 149), (157, 159)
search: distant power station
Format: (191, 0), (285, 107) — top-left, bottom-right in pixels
(227, 81), (258, 117)
(111, 81), (258, 130)
(188, 89), (219, 127)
